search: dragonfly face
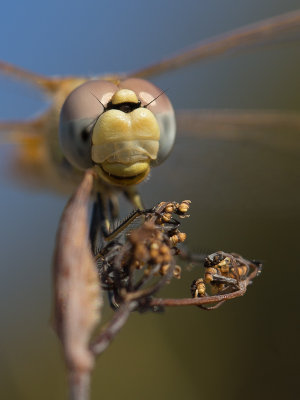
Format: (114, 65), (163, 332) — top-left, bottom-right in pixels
(59, 78), (176, 187)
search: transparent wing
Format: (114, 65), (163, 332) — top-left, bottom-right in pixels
(0, 60), (87, 147)
(0, 59), (88, 94)
(176, 109), (300, 154)
(129, 9), (300, 79)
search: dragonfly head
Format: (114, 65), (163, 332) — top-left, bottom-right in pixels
(59, 79), (176, 187)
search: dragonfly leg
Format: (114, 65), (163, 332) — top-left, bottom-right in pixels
(108, 194), (120, 220)
(89, 192), (112, 254)
(90, 190), (150, 254)
(123, 186), (145, 209)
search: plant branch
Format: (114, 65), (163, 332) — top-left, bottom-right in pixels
(91, 301), (138, 356)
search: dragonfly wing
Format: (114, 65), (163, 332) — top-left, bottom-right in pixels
(0, 60), (53, 88)
(176, 109), (300, 154)
(0, 113), (51, 180)
(0, 60), (64, 94)
(0, 112), (84, 194)
(0, 59), (99, 98)
(0, 114), (49, 144)
(129, 9), (300, 79)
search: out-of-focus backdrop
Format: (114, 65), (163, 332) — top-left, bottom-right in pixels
(0, 1), (299, 399)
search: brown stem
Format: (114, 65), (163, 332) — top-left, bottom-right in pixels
(91, 301), (137, 356)
(69, 370), (91, 400)
(149, 281), (248, 307)
(126, 262), (175, 302)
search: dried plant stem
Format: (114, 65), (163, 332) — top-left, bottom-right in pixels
(125, 261), (175, 302)
(53, 170), (102, 400)
(150, 269), (257, 308)
(149, 283), (247, 307)
(91, 301), (137, 356)
(69, 370), (90, 400)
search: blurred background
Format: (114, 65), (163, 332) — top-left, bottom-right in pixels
(0, 0), (299, 399)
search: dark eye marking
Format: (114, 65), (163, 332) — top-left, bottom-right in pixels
(81, 128), (90, 142)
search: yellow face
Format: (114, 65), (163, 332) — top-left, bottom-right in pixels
(91, 89), (160, 186)
(59, 79), (176, 187)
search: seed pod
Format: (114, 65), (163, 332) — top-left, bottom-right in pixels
(170, 234), (179, 246)
(178, 200), (191, 213)
(150, 248), (159, 260)
(220, 263), (230, 274)
(160, 264), (170, 276)
(165, 203), (175, 213)
(162, 212), (172, 222)
(160, 244), (170, 255)
(173, 265), (181, 279)
(178, 232), (187, 243)
(191, 278), (206, 298)
(204, 267), (218, 283)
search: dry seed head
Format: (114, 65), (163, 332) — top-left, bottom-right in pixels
(220, 264), (230, 274)
(150, 242), (159, 250)
(135, 243), (147, 260)
(218, 257), (230, 267)
(169, 232), (186, 246)
(155, 216), (163, 225)
(205, 275), (213, 284)
(144, 266), (152, 276)
(178, 232), (186, 242)
(191, 278), (205, 298)
(160, 244), (170, 255)
(240, 265), (248, 276)
(155, 255), (164, 264)
(210, 284), (225, 295)
(150, 248), (159, 259)
(204, 267), (218, 283)
(160, 264), (170, 276)
(206, 267), (218, 275)
(133, 260), (142, 269)
(229, 265), (248, 279)
(165, 203), (175, 213)
(170, 234), (179, 246)
(173, 265), (181, 279)
(162, 253), (172, 263)
(178, 200), (191, 213)
(162, 212), (172, 223)
(192, 278), (206, 297)
(155, 231), (164, 242)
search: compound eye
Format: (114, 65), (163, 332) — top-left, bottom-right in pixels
(120, 78), (176, 166)
(59, 80), (118, 170)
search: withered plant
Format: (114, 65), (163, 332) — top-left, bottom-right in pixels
(53, 170), (261, 399)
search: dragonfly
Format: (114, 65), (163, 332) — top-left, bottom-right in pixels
(1, 9), (300, 247)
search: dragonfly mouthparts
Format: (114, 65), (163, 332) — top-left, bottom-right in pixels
(91, 140), (159, 164)
(106, 150), (149, 164)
